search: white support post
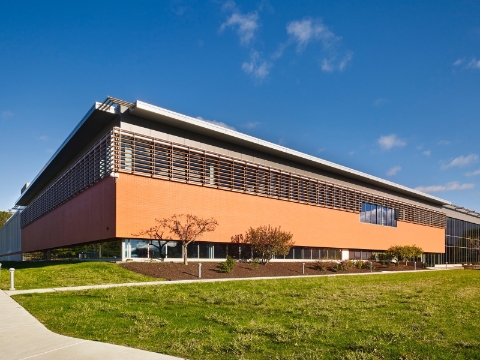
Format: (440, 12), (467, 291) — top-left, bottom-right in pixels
(9, 268), (15, 291)
(302, 263), (305, 275)
(198, 263), (202, 278)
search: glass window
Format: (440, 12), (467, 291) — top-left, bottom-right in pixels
(366, 203), (371, 223)
(187, 242), (198, 258)
(213, 244), (226, 259)
(371, 204), (377, 224)
(361, 202), (366, 222)
(199, 243), (212, 258)
(294, 247), (303, 259)
(166, 241), (182, 258)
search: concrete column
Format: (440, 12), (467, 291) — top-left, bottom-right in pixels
(121, 240), (126, 261)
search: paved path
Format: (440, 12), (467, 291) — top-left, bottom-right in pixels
(5, 268), (435, 296)
(0, 290), (182, 360)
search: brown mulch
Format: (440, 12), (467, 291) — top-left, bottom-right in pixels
(120, 261), (424, 281)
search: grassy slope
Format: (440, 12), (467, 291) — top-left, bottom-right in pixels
(14, 270), (480, 360)
(0, 261), (156, 290)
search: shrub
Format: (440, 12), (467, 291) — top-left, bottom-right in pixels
(219, 256), (236, 273)
(355, 260), (364, 269)
(331, 264), (340, 272)
(362, 261), (375, 270)
(251, 258), (260, 269)
(315, 262), (327, 271)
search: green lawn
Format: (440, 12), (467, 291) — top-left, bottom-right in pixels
(0, 261), (157, 290)
(13, 270), (480, 359)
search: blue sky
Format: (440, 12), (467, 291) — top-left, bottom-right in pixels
(1, 0), (479, 212)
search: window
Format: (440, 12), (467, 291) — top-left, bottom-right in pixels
(360, 202), (397, 227)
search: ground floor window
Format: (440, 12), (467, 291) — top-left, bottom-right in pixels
(349, 250), (373, 260)
(123, 240), (343, 261)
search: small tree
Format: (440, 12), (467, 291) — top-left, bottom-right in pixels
(133, 222), (167, 258)
(232, 225), (294, 264)
(386, 245), (423, 264)
(161, 214), (218, 265)
(134, 214), (218, 264)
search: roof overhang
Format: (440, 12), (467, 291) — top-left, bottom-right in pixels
(130, 100), (451, 206)
(17, 97), (451, 207)
(16, 104), (118, 206)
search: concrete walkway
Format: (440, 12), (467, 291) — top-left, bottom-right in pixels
(4, 268), (436, 296)
(0, 290), (182, 360)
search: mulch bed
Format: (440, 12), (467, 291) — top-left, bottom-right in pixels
(120, 261), (424, 281)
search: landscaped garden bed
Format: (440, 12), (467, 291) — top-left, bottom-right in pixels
(120, 260), (424, 280)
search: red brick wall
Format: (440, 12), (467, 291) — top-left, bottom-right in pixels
(21, 178), (116, 252)
(116, 174), (445, 253)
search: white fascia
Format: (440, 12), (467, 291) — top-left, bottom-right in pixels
(133, 101), (451, 206)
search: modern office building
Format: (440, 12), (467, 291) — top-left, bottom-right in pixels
(1, 97), (479, 264)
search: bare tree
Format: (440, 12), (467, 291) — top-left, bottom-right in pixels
(161, 214), (219, 265)
(134, 214), (218, 264)
(133, 222), (167, 258)
(232, 225), (294, 264)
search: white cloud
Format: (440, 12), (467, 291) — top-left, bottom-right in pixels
(438, 140), (450, 145)
(373, 98), (391, 107)
(466, 58), (480, 69)
(220, 4), (259, 46)
(244, 121), (260, 129)
(274, 18), (352, 72)
(442, 154), (479, 169)
(286, 18), (338, 51)
(196, 116), (236, 131)
(465, 169), (480, 177)
(415, 182), (475, 193)
(37, 135), (49, 141)
(422, 150), (431, 156)
(453, 57), (480, 70)
(378, 134), (406, 150)
(242, 51), (272, 80)
(386, 166), (401, 176)
(1, 111), (13, 120)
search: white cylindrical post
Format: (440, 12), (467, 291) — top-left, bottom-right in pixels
(302, 263), (305, 275)
(446, 262), (448, 270)
(370, 261), (372, 272)
(9, 268), (15, 291)
(414, 262), (417, 271)
(198, 263), (202, 278)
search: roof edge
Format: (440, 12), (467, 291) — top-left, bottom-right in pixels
(132, 100), (451, 206)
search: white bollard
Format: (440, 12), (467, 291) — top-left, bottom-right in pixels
(302, 263), (305, 275)
(198, 263), (202, 279)
(414, 262), (417, 271)
(370, 261), (372, 272)
(9, 268), (15, 291)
